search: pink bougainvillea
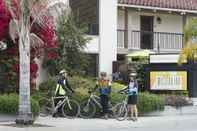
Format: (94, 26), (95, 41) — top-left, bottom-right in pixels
(0, 0), (11, 40)
(0, 0), (58, 89)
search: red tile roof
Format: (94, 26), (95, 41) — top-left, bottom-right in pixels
(118, 0), (197, 11)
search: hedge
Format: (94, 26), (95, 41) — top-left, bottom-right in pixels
(0, 94), (39, 116)
(73, 81), (165, 114)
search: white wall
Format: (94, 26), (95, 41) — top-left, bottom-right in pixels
(122, 10), (183, 33)
(117, 9), (184, 50)
(84, 36), (99, 53)
(154, 14), (183, 33)
(99, 0), (117, 78)
(118, 10), (125, 30)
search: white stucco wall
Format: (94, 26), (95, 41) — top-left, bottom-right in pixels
(99, 0), (117, 78)
(117, 9), (184, 50)
(118, 10), (125, 30)
(84, 36), (99, 53)
(118, 10), (183, 33)
(153, 14), (183, 33)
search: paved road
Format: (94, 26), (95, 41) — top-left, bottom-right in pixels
(0, 115), (197, 131)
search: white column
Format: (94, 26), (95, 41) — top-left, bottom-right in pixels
(99, 0), (117, 78)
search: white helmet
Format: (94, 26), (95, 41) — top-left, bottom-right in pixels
(129, 72), (137, 77)
(59, 69), (67, 75)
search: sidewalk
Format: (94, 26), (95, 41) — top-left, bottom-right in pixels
(0, 114), (16, 122)
(0, 106), (197, 131)
(1, 105), (197, 122)
(0, 115), (197, 131)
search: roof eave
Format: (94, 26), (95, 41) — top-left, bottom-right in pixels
(118, 4), (197, 14)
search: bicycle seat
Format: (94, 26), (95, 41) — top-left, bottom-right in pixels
(88, 90), (92, 94)
(118, 91), (126, 95)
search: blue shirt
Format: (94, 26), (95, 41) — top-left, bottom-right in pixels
(128, 82), (138, 96)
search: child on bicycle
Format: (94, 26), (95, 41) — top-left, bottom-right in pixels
(119, 73), (138, 121)
(53, 69), (74, 117)
(94, 72), (111, 119)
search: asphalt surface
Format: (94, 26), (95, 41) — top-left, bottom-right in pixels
(0, 106), (197, 131)
(0, 115), (197, 131)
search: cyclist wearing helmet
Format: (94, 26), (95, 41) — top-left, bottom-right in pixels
(55, 69), (74, 96)
(53, 69), (74, 117)
(95, 72), (111, 119)
(119, 72), (138, 121)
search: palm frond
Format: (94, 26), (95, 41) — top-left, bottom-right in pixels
(30, 33), (44, 48)
(9, 19), (19, 43)
(179, 18), (197, 64)
(29, 0), (70, 28)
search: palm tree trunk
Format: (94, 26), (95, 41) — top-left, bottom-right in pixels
(16, 0), (33, 124)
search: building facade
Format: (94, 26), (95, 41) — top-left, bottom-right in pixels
(70, 0), (197, 77)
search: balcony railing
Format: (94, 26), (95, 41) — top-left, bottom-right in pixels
(117, 30), (184, 51)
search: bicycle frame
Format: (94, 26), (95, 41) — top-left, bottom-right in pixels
(88, 94), (102, 109)
(52, 96), (72, 114)
(122, 96), (128, 108)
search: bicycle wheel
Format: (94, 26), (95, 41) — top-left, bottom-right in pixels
(39, 98), (53, 117)
(114, 103), (128, 121)
(80, 100), (96, 118)
(61, 99), (80, 118)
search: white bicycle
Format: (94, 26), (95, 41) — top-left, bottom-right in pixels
(39, 96), (80, 118)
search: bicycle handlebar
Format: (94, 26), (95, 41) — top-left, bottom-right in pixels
(52, 96), (67, 99)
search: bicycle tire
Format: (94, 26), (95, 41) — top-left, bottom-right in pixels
(80, 100), (96, 118)
(39, 98), (53, 117)
(39, 106), (52, 117)
(61, 99), (80, 118)
(114, 103), (128, 121)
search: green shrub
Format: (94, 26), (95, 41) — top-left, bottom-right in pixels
(68, 76), (96, 90)
(75, 82), (164, 114)
(31, 98), (40, 116)
(110, 83), (164, 113)
(38, 75), (96, 98)
(137, 92), (165, 113)
(38, 77), (56, 97)
(0, 94), (39, 116)
(164, 95), (192, 107)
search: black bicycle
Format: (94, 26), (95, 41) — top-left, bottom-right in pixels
(80, 90), (114, 118)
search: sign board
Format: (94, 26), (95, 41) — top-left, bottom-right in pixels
(150, 71), (187, 90)
(150, 54), (187, 64)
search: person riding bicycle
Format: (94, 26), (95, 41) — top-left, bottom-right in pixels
(53, 69), (74, 117)
(118, 72), (138, 121)
(94, 72), (111, 119)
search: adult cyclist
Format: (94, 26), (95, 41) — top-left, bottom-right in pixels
(53, 69), (74, 117)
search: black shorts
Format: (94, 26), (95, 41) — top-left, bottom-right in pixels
(128, 95), (137, 105)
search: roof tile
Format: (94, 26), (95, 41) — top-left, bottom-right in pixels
(118, 0), (197, 10)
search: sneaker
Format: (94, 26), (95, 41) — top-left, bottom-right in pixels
(127, 117), (133, 121)
(52, 113), (58, 118)
(133, 118), (138, 122)
(104, 114), (108, 120)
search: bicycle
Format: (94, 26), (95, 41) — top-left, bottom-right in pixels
(79, 90), (114, 118)
(39, 95), (80, 118)
(113, 92), (128, 121)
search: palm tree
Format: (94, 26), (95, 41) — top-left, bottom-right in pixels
(1, 0), (69, 124)
(179, 18), (197, 64)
